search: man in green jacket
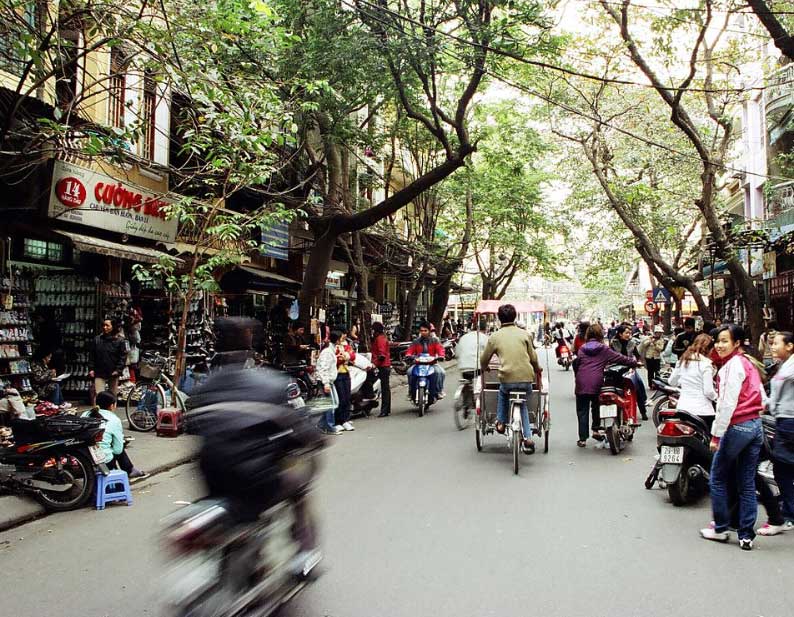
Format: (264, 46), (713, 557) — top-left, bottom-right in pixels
(480, 304), (541, 453)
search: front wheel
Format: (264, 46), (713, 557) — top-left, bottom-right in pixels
(606, 420), (620, 455)
(35, 451), (96, 511)
(651, 396), (670, 427)
(126, 382), (166, 431)
(512, 429), (520, 475)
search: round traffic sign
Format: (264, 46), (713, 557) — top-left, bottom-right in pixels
(644, 300), (658, 315)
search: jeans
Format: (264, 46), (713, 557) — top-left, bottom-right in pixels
(378, 367), (391, 415)
(575, 394), (600, 441)
(408, 366), (438, 401)
(773, 417), (794, 521)
(46, 383), (64, 405)
(334, 373), (351, 426)
(710, 418), (763, 540)
(645, 358), (661, 384)
(435, 364), (446, 392)
(497, 382), (533, 440)
(631, 372), (647, 413)
(316, 386), (337, 431)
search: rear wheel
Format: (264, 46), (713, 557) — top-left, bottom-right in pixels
(668, 467), (693, 506)
(35, 451), (96, 511)
(512, 429), (520, 475)
(606, 420), (620, 455)
(126, 382), (165, 431)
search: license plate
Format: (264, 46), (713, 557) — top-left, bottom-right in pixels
(600, 405), (617, 419)
(419, 379), (427, 387)
(288, 397), (305, 409)
(660, 446), (684, 464)
(88, 445), (105, 464)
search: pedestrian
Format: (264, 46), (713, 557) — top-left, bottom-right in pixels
(83, 391), (147, 481)
(332, 330), (355, 432)
(573, 321), (589, 356)
(573, 323), (637, 448)
(283, 321), (310, 365)
(672, 317), (696, 358)
(610, 324), (649, 420)
(759, 331), (794, 536)
(758, 321), (779, 367)
(370, 322), (392, 417)
(639, 325), (666, 384)
(668, 334), (717, 426)
(315, 336), (342, 435)
(700, 324), (765, 550)
(90, 318), (126, 401)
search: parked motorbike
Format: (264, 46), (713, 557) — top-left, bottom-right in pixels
(281, 362), (321, 401)
(644, 408), (712, 505)
(556, 342), (572, 371)
(407, 354), (438, 417)
(442, 337), (457, 361)
(597, 364), (639, 455)
(348, 353), (381, 418)
(390, 341), (412, 376)
(650, 378), (680, 427)
(161, 496), (317, 617)
(0, 414), (108, 511)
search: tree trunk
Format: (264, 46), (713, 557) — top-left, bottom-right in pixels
(428, 270), (455, 333)
(299, 229), (336, 323)
(402, 285), (421, 341)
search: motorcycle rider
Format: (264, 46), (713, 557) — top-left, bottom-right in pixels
(406, 322), (445, 402)
(456, 320), (489, 379)
(552, 321), (571, 359)
(479, 304), (541, 453)
(610, 324), (649, 420)
(188, 317), (324, 574)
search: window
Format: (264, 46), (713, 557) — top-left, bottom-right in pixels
(23, 239), (63, 262)
(0, 2), (36, 76)
(108, 48), (126, 129)
(141, 71), (156, 160)
(55, 12), (82, 109)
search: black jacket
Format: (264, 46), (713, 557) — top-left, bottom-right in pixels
(91, 333), (126, 378)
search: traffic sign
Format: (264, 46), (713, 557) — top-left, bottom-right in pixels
(652, 287), (671, 304)
(645, 290), (653, 300)
(644, 300), (658, 315)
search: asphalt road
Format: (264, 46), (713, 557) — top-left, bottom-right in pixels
(1, 350), (792, 617)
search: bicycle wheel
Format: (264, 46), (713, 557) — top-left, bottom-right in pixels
(512, 429), (520, 475)
(126, 382), (165, 431)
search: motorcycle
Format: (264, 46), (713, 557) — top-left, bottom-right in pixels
(161, 492), (318, 617)
(650, 378), (680, 426)
(556, 342), (572, 371)
(597, 364), (640, 455)
(348, 353), (381, 418)
(0, 414), (108, 511)
(453, 370), (476, 430)
(281, 362), (321, 401)
(407, 354), (438, 417)
(644, 408), (712, 505)
(442, 337), (457, 361)
(389, 341), (412, 376)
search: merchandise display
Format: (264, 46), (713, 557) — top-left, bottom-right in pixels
(0, 272), (34, 394)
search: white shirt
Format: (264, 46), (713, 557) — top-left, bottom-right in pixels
(456, 331), (489, 371)
(669, 355), (717, 417)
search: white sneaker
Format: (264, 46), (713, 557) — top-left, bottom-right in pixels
(758, 522), (786, 536)
(437, 391), (446, 399)
(333, 425), (345, 433)
(342, 421), (355, 431)
(700, 527), (729, 542)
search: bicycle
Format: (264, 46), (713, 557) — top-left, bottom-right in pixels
(126, 353), (187, 431)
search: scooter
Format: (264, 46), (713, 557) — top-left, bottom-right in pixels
(348, 353), (381, 418)
(0, 414), (108, 511)
(650, 378), (680, 427)
(442, 337), (457, 361)
(281, 362), (321, 401)
(407, 354), (438, 417)
(556, 342), (572, 371)
(597, 364), (639, 455)
(390, 341), (411, 376)
(644, 408), (712, 505)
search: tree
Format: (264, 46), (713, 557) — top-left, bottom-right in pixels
(590, 0), (764, 337)
(747, 0), (794, 61)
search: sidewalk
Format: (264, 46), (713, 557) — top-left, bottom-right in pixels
(0, 416), (199, 531)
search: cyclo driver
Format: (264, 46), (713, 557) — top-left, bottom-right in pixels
(406, 321), (446, 402)
(479, 304), (542, 453)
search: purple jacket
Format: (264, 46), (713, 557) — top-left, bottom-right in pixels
(574, 341), (637, 395)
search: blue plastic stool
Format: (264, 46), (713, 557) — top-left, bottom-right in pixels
(95, 470), (133, 510)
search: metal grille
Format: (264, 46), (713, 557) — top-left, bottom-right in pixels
(141, 72), (156, 160)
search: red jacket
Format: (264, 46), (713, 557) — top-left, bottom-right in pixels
(371, 334), (391, 368)
(406, 337), (444, 358)
(335, 343), (356, 369)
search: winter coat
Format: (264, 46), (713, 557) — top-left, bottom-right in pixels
(610, 337), (640, 360)
(91, 333), (126, 379)
(575, 341), (637, 395)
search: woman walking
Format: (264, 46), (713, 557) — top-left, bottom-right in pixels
(668, 334), (717, 427)
(700, 325), (765, 550)
(333, 330), (355, 432)
(573, 323), (637, 448)
(316, 336), (342, 435)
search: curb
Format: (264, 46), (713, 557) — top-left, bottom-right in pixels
(0, 451), (199, 533)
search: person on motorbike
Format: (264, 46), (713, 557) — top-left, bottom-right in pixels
(479, 304), (541, 453)
(552, 322), (571, 358)
(610, 324), (649, 420)
(456, 320), (489, 379)
(406, 322), (446, 401)
(573, 323), (638, 447)
(188, 317), (324, 573)
(668, 333), (717, 428)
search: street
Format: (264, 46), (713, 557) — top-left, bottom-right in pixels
(1, 350), (792, 617)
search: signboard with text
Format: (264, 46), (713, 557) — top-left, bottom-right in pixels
(48, 160), (178, 243)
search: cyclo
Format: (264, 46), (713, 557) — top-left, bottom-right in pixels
(472, 301), (550, 475)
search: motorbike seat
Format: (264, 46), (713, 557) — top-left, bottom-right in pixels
(282, 362), (307, 370)
(668, 408), (710, 433)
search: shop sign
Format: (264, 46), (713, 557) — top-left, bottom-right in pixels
(325, 271), (344, 290)
(48, 160), (178, 243)
(763, 252), (777, 280)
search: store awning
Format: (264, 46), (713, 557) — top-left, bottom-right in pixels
(237, 265), (301, 289)
(56, 231), (183, 265)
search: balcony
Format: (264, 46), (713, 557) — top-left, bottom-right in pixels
(766, 64), (794, 130)
(764, 180), (794, 233)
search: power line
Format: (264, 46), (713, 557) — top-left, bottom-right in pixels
(347, 0), (794, 183)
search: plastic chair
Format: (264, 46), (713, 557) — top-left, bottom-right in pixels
(156, 407), (184, 437)
(95, 469), (133, 510)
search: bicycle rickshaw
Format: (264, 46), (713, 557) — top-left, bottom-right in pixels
(472, 300), (550, 474)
